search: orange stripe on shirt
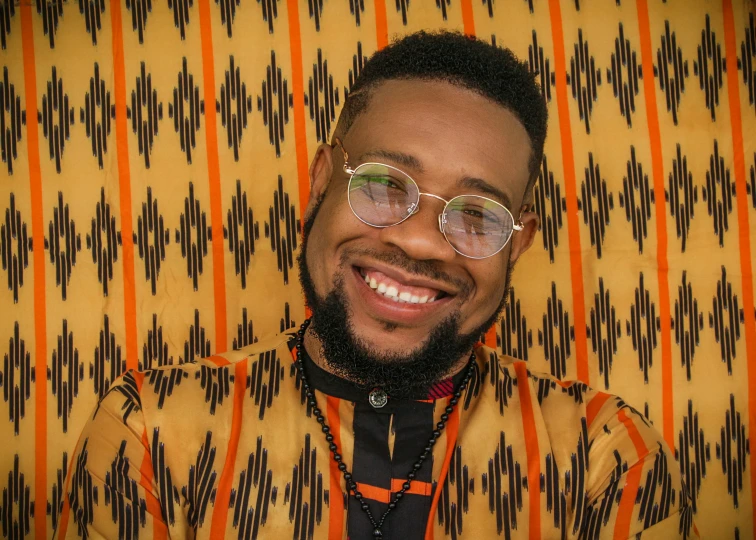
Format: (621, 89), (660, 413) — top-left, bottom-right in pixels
(198, 0), (228, 352)
(287, 0), (311, 221)
(460, 0), (476, 36)
(613, 408), (649, 539)
(356, 479), (433, 504)
(206, 354), (232, 367)
(391, 478), (433, 496)
(209, 360), (248, 536)
(547, 0), (589, 384)
(326, 396), (345, 538)
(425, 403), (461, 539)
(374, 0), (389, 49)
(635, 0), (674, 451)
(131, 370), (146, 392)
(722, 0), (756, 531)
(20, 8), (48, 539)
(514, 362), (541, 539)
(586, 392), (612, 429)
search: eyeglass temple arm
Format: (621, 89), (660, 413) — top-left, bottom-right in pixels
(333, 137), (356, 174)
(513, 204), (533, 231)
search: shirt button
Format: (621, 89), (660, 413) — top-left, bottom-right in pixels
(369, 388), (388, 409)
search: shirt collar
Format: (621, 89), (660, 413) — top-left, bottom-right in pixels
(290, 336), (471, 405)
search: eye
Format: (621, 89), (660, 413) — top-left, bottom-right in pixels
(365, 175), (407, 192)
(456, 205), (501, 225)
(463, 208), (485, 219)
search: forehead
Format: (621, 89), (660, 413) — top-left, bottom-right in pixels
(343, 80), (533, 197)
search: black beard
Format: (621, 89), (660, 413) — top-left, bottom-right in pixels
(297, 198), (513, 398)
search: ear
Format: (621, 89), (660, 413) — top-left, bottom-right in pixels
(305, 144), (335, 214)
(508, 204), (539, 263)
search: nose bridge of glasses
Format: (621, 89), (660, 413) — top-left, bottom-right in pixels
(413, 192), (449, 231)
(419, 191), (450, 205)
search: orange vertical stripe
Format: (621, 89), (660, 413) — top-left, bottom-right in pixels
(547, 0), (590, 384)
(326, 396), (345, 538)
(375, 0), (389, 49)
(209, 360), (247, 536)
(514, 362), (541, 539)
(613, 408), (649, 538)
(722, 0), (756, 529)
(636, 0), (674, 451)
(110, 0), (139, 373)
(424, 403), (460, 540)
(287, 0), (311, 221)
(460, 0), (475, 36)
(20, 7), (48, 539)
(198, 0), (228, 353)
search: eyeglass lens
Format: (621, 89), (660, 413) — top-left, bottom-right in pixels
(347, 163), (515, 258)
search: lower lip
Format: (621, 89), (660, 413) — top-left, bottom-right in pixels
(349, 266), (451, 324)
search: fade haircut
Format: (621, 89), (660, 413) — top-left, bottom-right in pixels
(335, 30), (548, 197)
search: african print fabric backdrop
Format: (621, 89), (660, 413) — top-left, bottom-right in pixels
(1, 0), (755, 537)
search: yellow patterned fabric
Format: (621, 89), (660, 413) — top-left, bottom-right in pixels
(58, 337), (694, 538)
(1, 0), (755, 538)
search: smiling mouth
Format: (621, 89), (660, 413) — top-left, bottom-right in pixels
(357, 267), (450, 304)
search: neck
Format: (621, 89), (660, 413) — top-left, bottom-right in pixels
(302, 326), (474, 386)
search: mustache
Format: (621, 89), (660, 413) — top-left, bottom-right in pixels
(340, 247), (472, 297)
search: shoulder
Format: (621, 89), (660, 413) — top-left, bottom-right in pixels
(97, 332), (296, 416)
(469, 347), (695, 535)
(475, 344), (662, 447)
(476, 344), (594, 411)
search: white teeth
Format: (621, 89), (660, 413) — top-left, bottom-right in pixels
(363, 272), (441, 304)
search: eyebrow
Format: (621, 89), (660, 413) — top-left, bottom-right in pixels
(357, 148), (512, 210)
(358, 149), (425, 173)
(459, 176), (513, 210)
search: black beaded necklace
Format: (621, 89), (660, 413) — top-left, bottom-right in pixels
(294, 318), (476, 538)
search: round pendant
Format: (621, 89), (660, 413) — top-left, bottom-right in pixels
(368, 388), (388, 409)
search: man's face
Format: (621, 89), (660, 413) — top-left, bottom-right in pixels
(303, 80), (534, 360)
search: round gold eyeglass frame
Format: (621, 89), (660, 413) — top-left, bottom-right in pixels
(333, 137), (524, 260)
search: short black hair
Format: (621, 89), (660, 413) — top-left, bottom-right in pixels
(337, 31), (548, 198)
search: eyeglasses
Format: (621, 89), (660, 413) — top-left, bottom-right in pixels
(333, 138), (523, 259)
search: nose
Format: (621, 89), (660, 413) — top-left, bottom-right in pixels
(378, 197), (457, 262)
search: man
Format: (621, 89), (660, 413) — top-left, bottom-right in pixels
(58, 32), (694, 538)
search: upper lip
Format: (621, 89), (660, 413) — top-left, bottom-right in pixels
(354, 261), (459, 297)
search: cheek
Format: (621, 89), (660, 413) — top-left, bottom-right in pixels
(467, 257), (509, 312)
(304, 191), (363, 291)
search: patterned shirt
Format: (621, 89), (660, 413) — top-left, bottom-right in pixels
(57, 333), (695, 539)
